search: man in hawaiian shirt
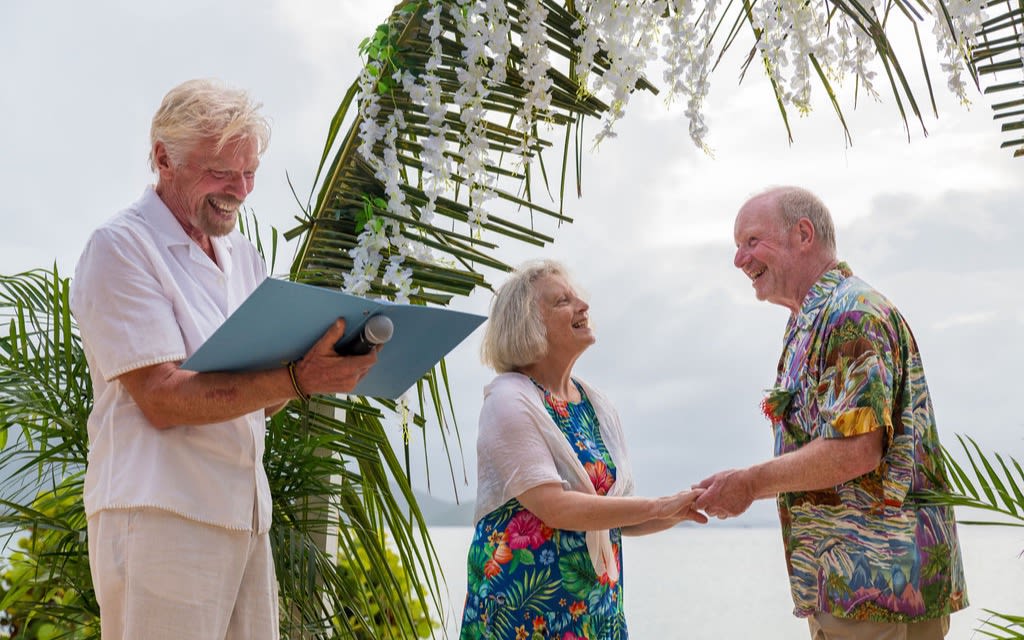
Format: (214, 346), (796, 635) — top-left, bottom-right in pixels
(694, 186), (968, 639)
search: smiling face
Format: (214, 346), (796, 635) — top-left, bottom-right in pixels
(154, 135), (259, 240)
(533, 273), (595, 359)
(732, 194), (811, 313)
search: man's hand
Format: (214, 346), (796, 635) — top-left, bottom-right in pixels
(693, 469), (757, 520)
(292, 318), (379, 396)
(117, 319), (381, 428)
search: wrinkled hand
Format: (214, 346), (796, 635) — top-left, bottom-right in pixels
(693, 469), (755, 520)
(294, 318), (380, 395)
(657, 489), (709, 525)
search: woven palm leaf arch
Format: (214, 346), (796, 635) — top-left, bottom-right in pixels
(974, 0), (1024, 156)
(286, 2), (654, 298)
(289, 0), (1023, 299)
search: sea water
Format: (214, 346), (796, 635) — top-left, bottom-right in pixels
(427, 525), (1023, 639)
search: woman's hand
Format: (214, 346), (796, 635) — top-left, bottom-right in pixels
(655, 489), (709, 525)
(620, 489), (708, 535)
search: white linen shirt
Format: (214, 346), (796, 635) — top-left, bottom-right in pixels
(69, 186), (271, 533)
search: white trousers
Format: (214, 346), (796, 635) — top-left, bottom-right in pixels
(88, 508), (279, 640)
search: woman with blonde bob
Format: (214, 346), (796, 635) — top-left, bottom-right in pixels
(459, 259), (706, 640)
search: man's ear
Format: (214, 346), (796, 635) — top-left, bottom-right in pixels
(796, 217), (815, 247)
(153, 141), (173, 173)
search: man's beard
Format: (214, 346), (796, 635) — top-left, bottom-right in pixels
(196, 200), (240, 237)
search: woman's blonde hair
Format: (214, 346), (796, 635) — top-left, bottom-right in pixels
(480, 259), (573, 373)
(149, 78), (271, 171)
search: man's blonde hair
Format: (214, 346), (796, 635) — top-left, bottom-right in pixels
(149, 78), (271, 171)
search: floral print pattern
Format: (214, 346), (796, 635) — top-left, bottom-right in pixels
(772, 263), (968, 622)
(459, 380), (627, 639)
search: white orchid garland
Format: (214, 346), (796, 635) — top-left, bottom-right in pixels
(512, 0), (554, 164)
(349, 0), (984, 301)
(451, 0), (502, 234)
(402, 0), (450, 230)
(661, 0), (720, 152)
(573, 0), (663, 146)
(833, 14), (881, 101)
(932, 0), (985, 103)
(350, 72), (419, 303)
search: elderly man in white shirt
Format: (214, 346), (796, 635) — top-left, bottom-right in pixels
(69, 79), (379, 640)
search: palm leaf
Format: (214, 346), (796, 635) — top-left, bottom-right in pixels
(974, 610), (1024, 639)
(283, 1), (664, 523)
(0, 267), (441, 639)
(972, 0), (1024, 157)
(913, 435), (1024, 637)
(916, 434), (1024, 526)
(0, 270), (98, 637)
(289, 1), (636, 297)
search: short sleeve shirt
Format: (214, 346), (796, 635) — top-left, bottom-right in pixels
(69, 186), (271, 532)
(771, 263), (968, 621)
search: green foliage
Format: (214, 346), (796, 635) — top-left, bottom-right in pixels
(0, 269), (94, 639)
(0, 479), (96, 640)
(915, 435), (1024, 638)
(334, 535), (436, 638)
(0, 266), (444, 640)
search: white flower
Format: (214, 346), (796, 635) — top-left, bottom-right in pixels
(513, 0), (555, 164)
(931, 0), (984, 104)
(662, 0), (719, 151)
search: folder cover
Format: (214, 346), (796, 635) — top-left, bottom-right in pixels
(182, 278), (486, 399)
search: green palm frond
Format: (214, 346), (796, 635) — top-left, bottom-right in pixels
(0, 270), (97, 637)
(974, 610), (1024, 639)
(288, 1), (631, 297)
(0, 267), (442, 639)
(913, 434), (1024, 638)
(266, 396), (443, 638)
(972, 0), (1024, 157)
(916, 433), (1024, 527)
(283, 0), (655, 515)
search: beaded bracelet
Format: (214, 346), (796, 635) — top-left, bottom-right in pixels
(287, 361), (310, 401)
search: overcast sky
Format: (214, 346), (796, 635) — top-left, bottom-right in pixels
(2, 1), (1021, 529)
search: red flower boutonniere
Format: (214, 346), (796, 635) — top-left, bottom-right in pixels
(760, 387), (795, 424)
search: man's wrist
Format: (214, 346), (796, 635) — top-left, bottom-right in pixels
(287, 361), (310, 401)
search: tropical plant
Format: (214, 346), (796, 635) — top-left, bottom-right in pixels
(0, 269), (95, 640)
(0, 478), (95, 640)
(333, 535), (436, 638)
(0, 266), (442, 639)
(916, 435), (1024, 639)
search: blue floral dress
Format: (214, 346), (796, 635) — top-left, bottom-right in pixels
(459, 379), (627, 640)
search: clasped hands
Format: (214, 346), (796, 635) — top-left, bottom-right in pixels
(655, 467), (757, 525)
(691, 468), (757, 520)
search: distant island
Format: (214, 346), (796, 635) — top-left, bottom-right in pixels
(397, 486), (476, 527)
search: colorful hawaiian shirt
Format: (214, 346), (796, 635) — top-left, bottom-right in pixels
(769, 262), (968, 622)
(459, 380), (627, 640)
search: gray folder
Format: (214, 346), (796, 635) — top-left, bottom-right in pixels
(182, 278), (486, 399)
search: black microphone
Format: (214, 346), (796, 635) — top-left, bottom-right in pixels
(333, 314), (393, 356)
